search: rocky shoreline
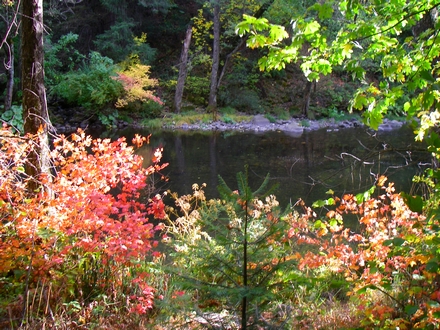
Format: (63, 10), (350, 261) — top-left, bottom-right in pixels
(156, 115), (405, 136)
(54, 113), (405, 136)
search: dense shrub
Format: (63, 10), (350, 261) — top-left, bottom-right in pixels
(119, 100), (163, 119)
(0, 127), (167, 327)
(295, 178), (440, 329)
(52, 52), (123, 112)
(184, 76), (210, 106)
(219, 88), (262, 113)
(115, 58), (163, 113)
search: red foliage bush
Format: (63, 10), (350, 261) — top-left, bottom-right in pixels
(0, 126), (167, 318)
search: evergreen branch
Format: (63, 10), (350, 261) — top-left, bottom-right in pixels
(252, 172), (271, 197)
(217, 175), (234, 200)
(236, 167), (249, 198)
(174, 272), (237, 290)
(205, 252), (242, 281)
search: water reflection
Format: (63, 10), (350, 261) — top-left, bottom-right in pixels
(108, 125), (429, 207)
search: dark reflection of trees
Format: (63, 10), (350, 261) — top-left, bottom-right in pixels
(209, 133), (218, 190)
(174, 135), (185, 175)
(300, 128), (429, 196)
(255, 127), (429, 204)
(173, 134), (197, 196)
(118, 126), (429, 206)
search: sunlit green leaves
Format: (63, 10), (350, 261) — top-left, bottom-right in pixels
(355, 185), (375, 204)
(236, 14), (272, 37)
(238, 15), (289, 54)
(384, 237), (406, 247)
(237, 0), (440, 147)
(311, 2), (334, 20)
(248, 34), (269, 48)
(303, 20), (320, 36)
(312, 197), (335, 208)
(268, 24), (289, 43)
(350, 90), (370, 110)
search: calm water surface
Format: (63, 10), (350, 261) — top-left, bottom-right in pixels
(106, 125), (429, 207)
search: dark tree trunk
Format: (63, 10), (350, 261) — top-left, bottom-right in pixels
(174, 25), (192, 113)
(21, 0), (51, 190)
(1, 2), (19, 112)
(302, 81), (313, 117)
(208, 0), (220, 116)
(412, 10), (436, 38)
(4, 37), (14, 111)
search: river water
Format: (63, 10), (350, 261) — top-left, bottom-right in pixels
(106, 125), (429, 207)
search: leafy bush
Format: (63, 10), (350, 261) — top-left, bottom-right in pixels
(0, 105), (23, 132)
(114, 57), (163, 112)
(315, 106), (347, 121)
(52, 52), (123, 112)
(156, 165), (440, 328)
(124, 100), (163, 119)
(300, 119), (310, 127)
(265, 113), (276, 123)
(293, 178), (440, 329)
(141, 100), (163, 118)
(97, 109), (119, 128)
(219, 106), (236, 115)
(219, 88), (262, 114)
(184, 76), (210, 106)
(272, 107), (291, 120)
(0, 127), (167, 327)
(221, 114), (235, 124)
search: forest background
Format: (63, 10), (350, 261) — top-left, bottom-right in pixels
(1, 0), (440, 329)
(1, 0), (373, 130)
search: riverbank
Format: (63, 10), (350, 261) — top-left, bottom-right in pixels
(54, 109), (405, 135)
(157, 114), (405, 136)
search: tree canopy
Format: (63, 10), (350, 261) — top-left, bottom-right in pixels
(237, 0), (440, 136)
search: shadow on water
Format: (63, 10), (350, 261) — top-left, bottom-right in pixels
(102, 125), (430, 207)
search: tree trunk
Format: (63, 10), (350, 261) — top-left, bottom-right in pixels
(208, 0), (220, 117)
(302, 81), (313, 117)
(4, 37), (14, 111)
(412, 10), (436, 38)
(21, 0), (51, 190)
(174, 25), (192, 113)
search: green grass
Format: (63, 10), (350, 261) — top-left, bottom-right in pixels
(140, 111), (252, 129)
(273, 107), (291, 120)
(300, 119), (310, 127)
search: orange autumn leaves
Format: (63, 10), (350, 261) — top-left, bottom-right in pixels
(0, 126), (167, 313)
(291, 177), (440, 328)
(2, 124), (439, 326)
